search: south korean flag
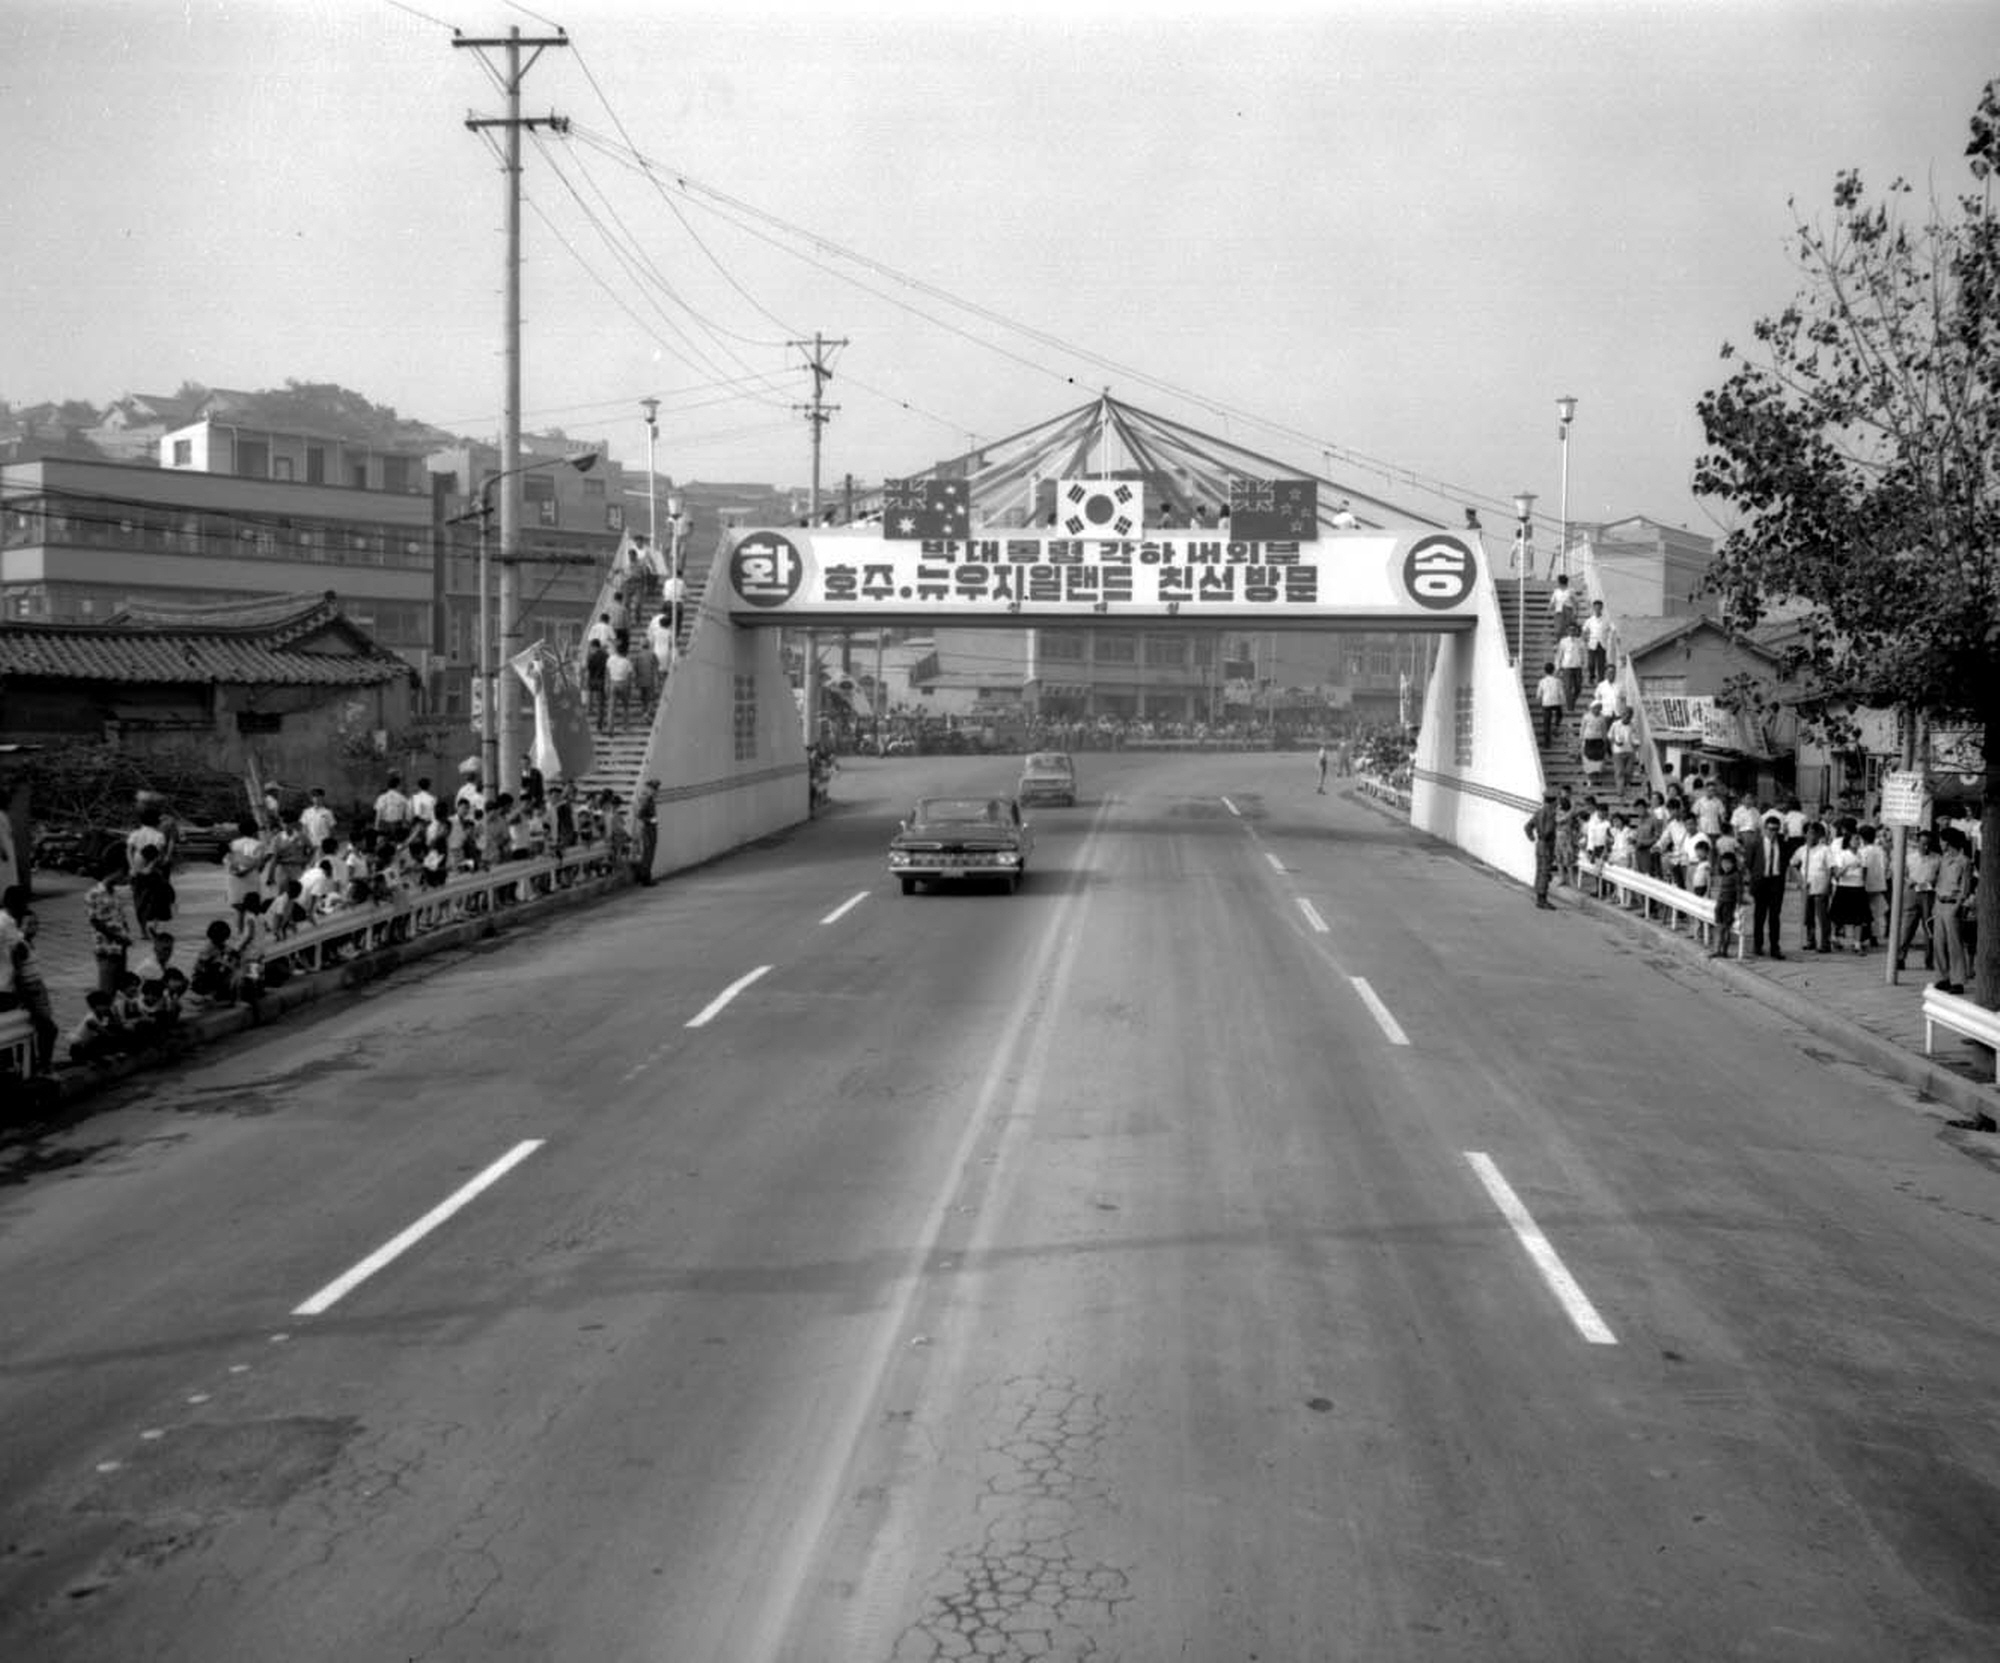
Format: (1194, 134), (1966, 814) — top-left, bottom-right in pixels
(1057, 478), (1145, 539)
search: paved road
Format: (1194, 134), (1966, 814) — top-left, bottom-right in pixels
(1, 755), (1996, 1662)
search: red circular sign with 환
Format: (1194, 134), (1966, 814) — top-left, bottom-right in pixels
(1401, 534), (1478, 610)
(730, 532), (805, 608)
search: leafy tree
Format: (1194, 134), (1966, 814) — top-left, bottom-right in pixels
(1694, 79), (2000, 1006)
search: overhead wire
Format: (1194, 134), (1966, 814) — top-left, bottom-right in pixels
(561, 42), (803, 342)
(571, 125), (1533, 523)
(543, 131), (795, 387)
(525, 136), (776, 400)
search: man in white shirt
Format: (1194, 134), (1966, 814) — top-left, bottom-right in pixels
(648, 609), (675, 675)
(1554, 625), (1586, 711)
(586, 611), (617, 651)
(409, 777), (438, 827)
(1608, 707), (1637, 791)
(1695, 784), (1726, 842)
(454, 762), (486, 817)
(1593, 669), (1621, 718)
(299, 788), (337, 854)
(1581, 601), (1613, 685)
(661, 571), (689, 647)
(373, 773), (411, 834)
(604, 643), (636, 733)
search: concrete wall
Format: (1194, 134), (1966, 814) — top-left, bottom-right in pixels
(636, 577), (809, 879)
(1409, 535), (1542, 886)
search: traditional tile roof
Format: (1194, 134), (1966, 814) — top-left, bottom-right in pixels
(0, 591), (415, 688)
(1619, 611), (1781, 664)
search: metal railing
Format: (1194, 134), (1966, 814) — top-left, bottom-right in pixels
(254, 841), (623, 982)
(1574, 544), (1667, 797)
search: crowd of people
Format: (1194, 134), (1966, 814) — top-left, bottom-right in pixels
(582, 547), (686, 736)
(1527, 773), (1982, 989)
(1, 763), (652, 1081)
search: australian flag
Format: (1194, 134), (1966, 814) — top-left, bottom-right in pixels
(1228, 477), (1319, 541)
(883, 476), (971, 541)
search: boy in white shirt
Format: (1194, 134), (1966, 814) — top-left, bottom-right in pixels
(1535, 661), (1564, 746)
(1547, 574), (1577, 624)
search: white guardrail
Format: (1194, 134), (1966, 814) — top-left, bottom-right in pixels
(252, 842), (623, 983)
(1354, 773), (1412, 811)
(1922, 987), (2000, 1084)
(1577, 859), (1746, 957)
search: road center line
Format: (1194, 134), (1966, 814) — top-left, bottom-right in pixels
(1264, 851), (1286, 873)
(1296, 898), (1329, 934)
(1463, 1152), (1618, 1346)
(293, 1139), (544, 1317)
(687, 964), (773, 1028)
(1220, 796), (1241, 816)
(1349, 976), (1409, 1045)
(821, 891), (869, 926)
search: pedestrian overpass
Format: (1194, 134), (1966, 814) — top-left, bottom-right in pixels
(625, 516), (1546, 887)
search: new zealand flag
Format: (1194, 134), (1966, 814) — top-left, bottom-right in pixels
(1228, 477), (1319, 541)
(883, 476), (971, 541)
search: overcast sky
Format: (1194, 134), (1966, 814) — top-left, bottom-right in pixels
(3, 0), (1995, 536)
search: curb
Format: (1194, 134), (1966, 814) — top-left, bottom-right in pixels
(1341, 785), (2000, 1126)
(5, 869), (632, 1125)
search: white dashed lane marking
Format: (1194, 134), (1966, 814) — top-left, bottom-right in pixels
(1264, 851), (1286, 873)
(821, 891), (869, 925)
(1464, 1152), (1618, 1346)
(1349, 976), (1409, 1046)
(1221, 796), (1241, 817)
(686, 964), (773, 1029)
(292, 1139), (546, 1317)
(1296, 898), (1329, 934)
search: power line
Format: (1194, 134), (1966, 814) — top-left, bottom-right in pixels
(562, 45), (801, 341)
(570, 125), (1534, 524)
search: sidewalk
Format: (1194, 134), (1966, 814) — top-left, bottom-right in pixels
(18, 858), (237, 1027)
(1346, 789), (2000, 1131)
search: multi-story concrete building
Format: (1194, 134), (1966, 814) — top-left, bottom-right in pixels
(2, 428), (626, 718)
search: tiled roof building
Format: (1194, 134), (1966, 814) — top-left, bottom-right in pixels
(0, 592), (416, 688)
(1, 592), (421, 803)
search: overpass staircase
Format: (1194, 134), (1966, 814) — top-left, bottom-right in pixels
(565, 564), (709, 807)
(1499, 578), (1595, 803)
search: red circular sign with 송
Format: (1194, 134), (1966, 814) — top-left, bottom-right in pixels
(1401, 535), (1477, 611)
(730, 532), (804, 609)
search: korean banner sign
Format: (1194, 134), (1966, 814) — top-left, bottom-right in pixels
(722, 527), (1481, 626)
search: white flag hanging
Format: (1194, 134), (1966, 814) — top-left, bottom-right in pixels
(1054, 478), (1146, 539)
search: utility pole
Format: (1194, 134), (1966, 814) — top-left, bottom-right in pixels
(458, 23), (570, 793)
(791, 332), (846, 746)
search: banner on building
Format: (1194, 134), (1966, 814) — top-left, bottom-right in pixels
(722, 526), (1482, 626)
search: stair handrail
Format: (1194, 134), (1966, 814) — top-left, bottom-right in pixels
(1574, 540), (1666, 798)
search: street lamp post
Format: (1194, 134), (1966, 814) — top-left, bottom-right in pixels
(1512, 490), (1538, 667)
(664, 490), (685, 664)
(1556, 394), (1578, 580)
(476, 449), (599, 790)
(641, 397), (660, 556)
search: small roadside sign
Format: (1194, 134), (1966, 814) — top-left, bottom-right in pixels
(1879, 769), (1928, 828)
